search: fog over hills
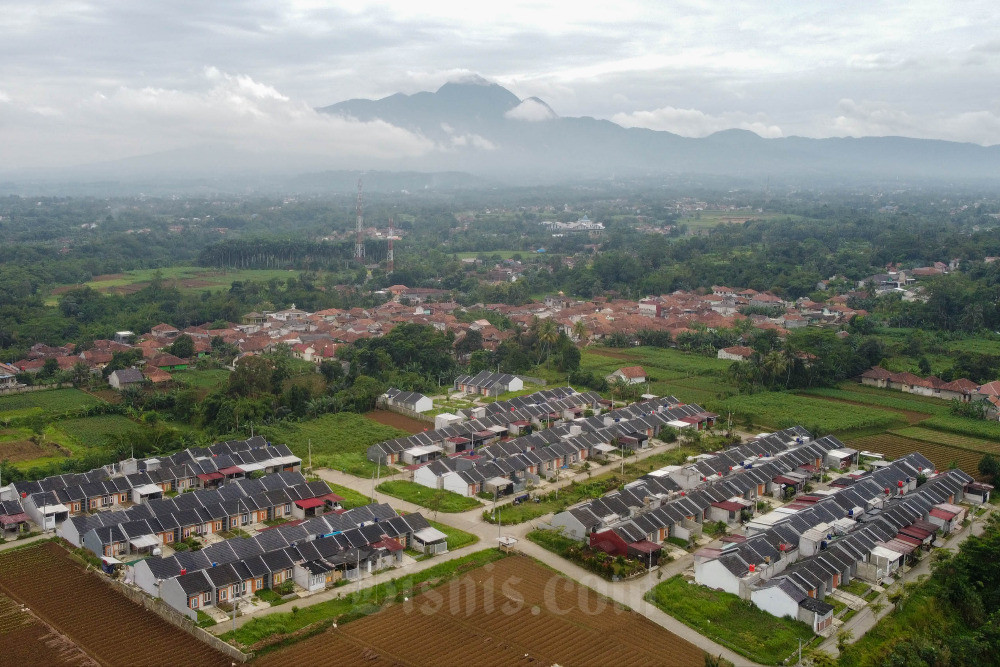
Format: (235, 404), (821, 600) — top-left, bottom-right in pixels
(9, 76), (1000, 194)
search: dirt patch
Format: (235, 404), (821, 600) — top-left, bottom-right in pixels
(180, 279), (217, 289)
(49, 285), (85, 296)
(0, 543), (230, 667)
(365, 409), (429, 434)
(103, 283), (149, 295)
(0, 439), (64, 463)
(90, 273), (126, 282)
(258, 556), (703, 667)
(0, 594), (95, 666)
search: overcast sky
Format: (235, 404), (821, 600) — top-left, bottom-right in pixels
(3, 0), (1000, 169)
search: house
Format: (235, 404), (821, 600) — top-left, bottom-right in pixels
(717, 346), (754, 362)
(860, 367), (892, 388)
(381, 388), (433, 414)
(964, 481), (993, 505)
(108, 368), (145, 390)
(0, 362), (21, 390)
(0, 500), (30, 537)
(147, 354), (189, 371)
(825, 448), (859, 470)
(606, 366), (646, 385)
(412, 526), (448, 555)
(453, 371), (524, 396)
(751, 577), (835, 634)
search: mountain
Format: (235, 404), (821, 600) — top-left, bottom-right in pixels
(321, 79), (1000, 185)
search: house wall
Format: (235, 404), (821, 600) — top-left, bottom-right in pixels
(751, 587), (799, 621)
(132, 560), (161, 597)
(441, 471), (471, 496)
(159, 578), (199, 622)
(413, 466), (442, 490)
(548, 512), (589, 541)
(694, 558), (741, 596)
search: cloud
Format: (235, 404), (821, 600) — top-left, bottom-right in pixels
(505, 98), (557, 121)
(611, 106), (783, 138)
(0, 68), (437, 169)
(439, 122), (496, 150)
(832, 98), (1000, 145)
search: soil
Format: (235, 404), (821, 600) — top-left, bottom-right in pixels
(258, 555), (703, 667)
(366, 410), (429, 435)
(0, 542), (230, 667)
(587, 348), (640, 361)
(0, 593), (95, 666)
(0, 439), (63, 463)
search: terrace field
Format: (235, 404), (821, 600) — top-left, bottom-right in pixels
(0, 388), (103, 424)
(716, 391), (907, 435)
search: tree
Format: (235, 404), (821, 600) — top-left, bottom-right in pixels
(167, 334), (195, 359)
(229, 355), (274, 397)
(536, 318), (560, 368)
(71, 361), (91, 387)
(40, 358), (59, 378)
(979, 453), (1000, 482)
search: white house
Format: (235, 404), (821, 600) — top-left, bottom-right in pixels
(717, 346), (754, 362)
(606, 366), (646, 385)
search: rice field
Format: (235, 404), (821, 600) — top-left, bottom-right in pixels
(847, 433), (986, 474)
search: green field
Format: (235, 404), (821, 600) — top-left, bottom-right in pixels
(426, 519), (478, 551)
(847, 433), (985, 473)
(919, 415), (1000, 441)
(797, 386), (949, 416)
(53, 414), (140, 450)
(261, 413), (408, 477)
(376, 480), (482, 513)
(0, 389), (103, 422)
(171, 368), (232, 390)
(452, 250), (526, 260)
(324, 482), (376, 510)
(76, 266), (304, 294)
(645, 575), (816, 665)
(717, 392), (907, 435)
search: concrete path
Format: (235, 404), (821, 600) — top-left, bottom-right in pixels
(0, 532), (49, 552)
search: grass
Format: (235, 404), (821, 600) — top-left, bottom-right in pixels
(66, 266), (305, 296)
(52, 414), (138, 449)
(426, 519), (478, 551)
(716, 392), (907, 435)
(222, 549), (507, 649)
(254, 588), (294, 606)
(482, 475), (625, 525)
(323, 482), (373, 510)
(376, 480), (482, 513)
(261, 412), (408, 477)
(920, 415), (1000, 441)
(839, 579), (871, 597)
(171, 368), (231, 390)
(645, 575), (816, 665)
(196, 610), (217, 628)
(797, 386), (949, 416)
(0, 388), (102, 422)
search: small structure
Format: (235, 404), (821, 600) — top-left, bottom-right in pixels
(381, 388), (433, 414)
(606, 366), (646, 385)
(412, 526), (449, 555)
(717, 346), (754, 362)
(108, 368), (144, 390)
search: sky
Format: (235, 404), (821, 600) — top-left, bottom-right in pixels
(3, 0), (1000, 169)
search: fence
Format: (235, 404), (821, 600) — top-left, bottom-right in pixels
(98, 572), (253, 663)
(0, 382), (73, 396)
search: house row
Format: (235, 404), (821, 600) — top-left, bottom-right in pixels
(2, 438), (301, 530)
(549, 428), (831, 544)
(860, 367), (981, 403)
(59, 471), (338, 556)
(453, 371), (524, 396)
(692, 459), (974, 633)
(409, 399), (715, 497)
(143, 506), (441, 620)
(379, 388), (433, 414)
(367, 388), (607, 465)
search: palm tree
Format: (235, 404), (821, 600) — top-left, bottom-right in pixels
(537, 318), (560, 368)
(572, 320), (588, 346)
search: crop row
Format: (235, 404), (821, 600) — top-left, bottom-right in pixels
(716, 392), (906, 434)
(848, 433), (985, 473)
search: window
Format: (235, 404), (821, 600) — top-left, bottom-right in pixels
(190, 597), (198, 609)
(120, 494), (127, 502)
(215, 521), (222, 531)
(203, 593), (211, 603)
(255, 578), (262, 589)
(219, 590), (227, 601)
(284, 503), (291, 514)
(164, 533), (173, 543)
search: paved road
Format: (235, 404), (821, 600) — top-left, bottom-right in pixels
(0, 533), (48, 553)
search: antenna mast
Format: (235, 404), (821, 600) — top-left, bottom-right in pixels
(387, 215), (394, 274)
(354, 178), (365, 262)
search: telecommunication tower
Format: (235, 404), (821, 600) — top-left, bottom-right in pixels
(354, 179), (365, 262)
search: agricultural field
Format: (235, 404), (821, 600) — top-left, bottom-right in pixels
(717, 392), (907, 435)
(646, 575), (815, 665)
(257, 555), (704, 667)
(797, 385), (950, 418)
(171, 368), (231, 391)
(920, 415), (1000, 441)
(365, 409), (428, 434)
(0, 541), (229, 666)
(848, 433), (986, 474)
(377, 480), (482, 513)
(0, 592), (94, 666)
(261, 412), (408, 477)
(0, 388), (103, 423)
(0, 427), (66, 465)
(892, 426), (1000, 455)
(49, 266), (304, 301)
(53, 414), (139, 450)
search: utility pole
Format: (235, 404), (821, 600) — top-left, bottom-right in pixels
(354, 178), (365, 263)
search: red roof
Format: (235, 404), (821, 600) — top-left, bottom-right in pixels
(711, 501), (745, 512)
(294, 497), (326, 509)
(196, 472), (225, 481)
(616, 366), (646, 378)
(773, 475), (801, 485)
(218, 466), (244, 475)
(627, 539), (662, 554)
(373, 536), (404, 552)
(321, 492), (345, 503)
(930, 507), (957, 520)
(0, 513), (29, 526)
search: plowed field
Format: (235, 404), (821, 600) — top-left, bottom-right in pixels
(0, 592), (95, 666)
(259, 555), (702, 667)
(848, 433), (986, 475)
(0, 542), (229, 667)
(366, 409), (428, 434)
